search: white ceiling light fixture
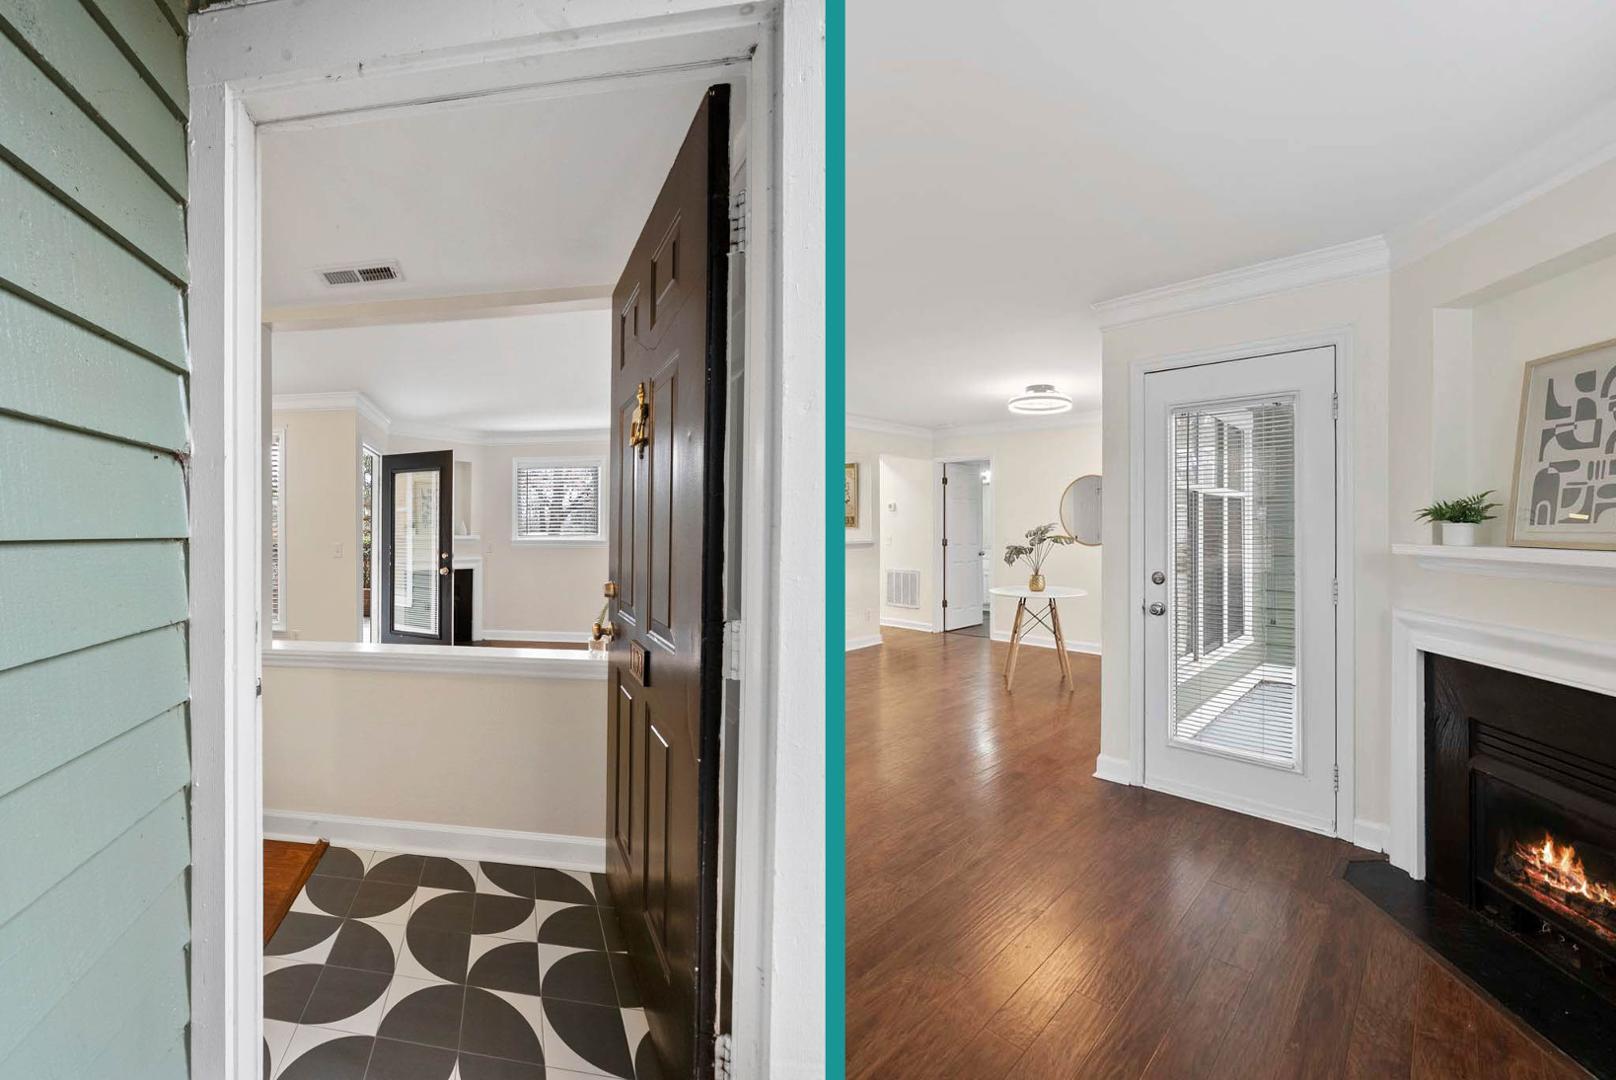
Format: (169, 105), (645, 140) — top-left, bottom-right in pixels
(1007, 384), (1073, 415)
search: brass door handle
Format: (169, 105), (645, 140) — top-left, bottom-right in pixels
(592, 619), (618, 642)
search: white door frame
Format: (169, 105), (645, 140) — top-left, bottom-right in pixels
(930, 454), (994, 633)
(1125, 328), (1357, 841)
(186, 4), (822, 1078)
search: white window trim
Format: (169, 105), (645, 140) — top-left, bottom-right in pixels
(510, 455), (606, 545)
(271, 426), (288, 632)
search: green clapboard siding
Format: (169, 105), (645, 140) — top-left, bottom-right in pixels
(0, 5), (191, 1076)
(0, 28), (186, 280)
(0, 416), (188, 540)
(0, 0), (187, 196)
(0, 291), (187, 450)
(0, 158), (186, 369)
(81, 0), (188, 118)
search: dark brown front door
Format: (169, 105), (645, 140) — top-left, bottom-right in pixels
(605, 84), (730, 1078)
(377, 450), (454, 646)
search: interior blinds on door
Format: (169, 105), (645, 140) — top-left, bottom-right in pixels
(514, 461), (602, 540)
(270, 429), (285, 629)
(1169, 399), (1298, 768)
(392, 469), (441, 637)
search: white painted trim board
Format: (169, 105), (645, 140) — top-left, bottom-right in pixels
(265, 809), (606, 873)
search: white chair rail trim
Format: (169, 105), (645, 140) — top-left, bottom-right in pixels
(264, 640), (607, 680)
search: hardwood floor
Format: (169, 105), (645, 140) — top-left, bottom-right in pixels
(846, 629), (1581, 1079)
(263, 838), (327, 944)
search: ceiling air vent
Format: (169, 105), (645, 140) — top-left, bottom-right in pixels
(318, 261), (404, 287)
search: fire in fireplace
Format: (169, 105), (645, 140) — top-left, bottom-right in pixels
(1499, 833), (1616, 948)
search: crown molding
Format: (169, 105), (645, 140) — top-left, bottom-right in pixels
(845, 413), (934, 440)
(271, 391), (392, 432)
(1092, 237), (1389, 330)
(932, 409), (1103, 440)
(1387, 96), (1616, 270)
(388, 421), (610, 447)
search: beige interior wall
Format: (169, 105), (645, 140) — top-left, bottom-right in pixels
(935, 421), (1105, 648)
(387, 434), (611, 638)
(877, 455), (936, 627)
(1388, 158), (1616, 642)
(845, 425), (932, 645)
(263, 666), (607, 839)
(273, 407), (362, 641)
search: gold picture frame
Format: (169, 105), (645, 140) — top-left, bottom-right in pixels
(844, 462), (860, 529)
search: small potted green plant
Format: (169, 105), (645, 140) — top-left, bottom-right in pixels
(1003, 523), (1074, 591)
(1414, 490), (1499, 547)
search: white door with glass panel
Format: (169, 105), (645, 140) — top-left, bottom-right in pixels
(943, 462), (985, 631)
(1142, 347), (1337, 833)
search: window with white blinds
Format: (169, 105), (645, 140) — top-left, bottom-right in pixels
(512, 458), (604, 542)
(270, 428), (286, 630)
(1169, 399), (1298, 768)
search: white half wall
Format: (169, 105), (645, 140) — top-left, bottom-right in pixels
(263, 662), (607, 844)
(272, 406), (362, 641)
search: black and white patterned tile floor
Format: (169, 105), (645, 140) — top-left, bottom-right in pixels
(263, 846), (663, 1080)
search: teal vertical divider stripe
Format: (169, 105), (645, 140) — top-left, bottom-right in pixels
(826, 0), (847, 1075)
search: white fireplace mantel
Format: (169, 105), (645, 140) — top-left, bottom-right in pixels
(1389, 609), (1616, 880)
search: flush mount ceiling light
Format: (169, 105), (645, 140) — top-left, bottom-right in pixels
(1007, 384), (1073, 415)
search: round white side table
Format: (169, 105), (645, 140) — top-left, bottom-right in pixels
(988, 585), (1088, 691)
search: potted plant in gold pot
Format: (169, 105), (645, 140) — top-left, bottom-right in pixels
(1003, 523), (1074, 592)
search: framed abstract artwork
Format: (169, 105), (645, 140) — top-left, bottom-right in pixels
(1507, 338), (1616, 550)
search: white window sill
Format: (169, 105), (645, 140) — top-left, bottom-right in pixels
(264, 640), (607, 680)
(510, 537), (606, 547)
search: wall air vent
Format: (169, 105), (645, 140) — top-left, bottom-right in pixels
(318, 261), (404, 287)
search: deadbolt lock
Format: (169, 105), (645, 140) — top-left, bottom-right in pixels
(1151, 570), (1166, 585)
(603, 581), (619, 598)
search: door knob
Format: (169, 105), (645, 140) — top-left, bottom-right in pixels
(1148, 602), (1166, 616)
(439, 567), (450, 577)
(592, 618), (618, 642)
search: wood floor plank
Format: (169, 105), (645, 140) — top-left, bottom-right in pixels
(846, 629), (1582, 1079)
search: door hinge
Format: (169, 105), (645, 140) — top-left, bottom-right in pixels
(941, 537), (949, 548)
(723, 620), (743, 681)
(728, 189), (748, 254)
(941, 474), (948, 485)
(1331, 578), (1339, 606)
(715, 1033), (735, 1080)
(256, 677), (263, 698)
(1332, 764), (1340, 792)
(1331, 391), (1339, 420)
(942, 599), (949, 609)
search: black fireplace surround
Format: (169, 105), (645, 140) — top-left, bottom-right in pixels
(1426, 654), (1616, 992)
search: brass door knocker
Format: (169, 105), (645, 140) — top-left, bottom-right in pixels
(628, 382), (651, 457)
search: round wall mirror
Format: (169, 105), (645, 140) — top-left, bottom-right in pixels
(1059, 474), (1102, 546)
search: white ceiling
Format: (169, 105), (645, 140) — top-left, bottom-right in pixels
(848, 0), (1616, 430)
(260, 77), (712, 309)
(272, 310), (609, 433)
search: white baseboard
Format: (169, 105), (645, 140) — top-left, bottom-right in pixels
(264, 809), (606, 872)
(1352, 818), (1390, 853)
(481, 629), (592, 644)
(880, 616), (935, 633)
(991, 628), (1101, 655)
(1093, 754), (1132, 785)
(845, 633), (882, 652)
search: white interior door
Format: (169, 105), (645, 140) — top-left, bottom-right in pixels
(943, 462), (985, 630)
(1142, 347), (1337, 833)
